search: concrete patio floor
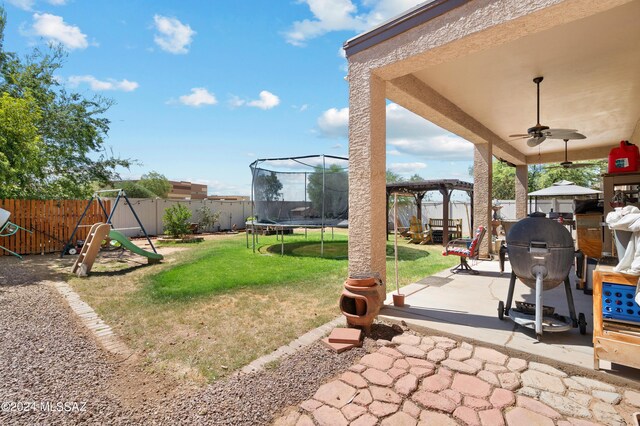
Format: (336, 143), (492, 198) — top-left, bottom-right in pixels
(380, 259), (640, 382)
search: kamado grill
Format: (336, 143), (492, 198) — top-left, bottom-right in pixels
(498, 213), (587, 341)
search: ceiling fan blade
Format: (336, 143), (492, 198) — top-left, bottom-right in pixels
(545, 128), (577, 135)
(546, 131), (586, 140)
(566, 162), (597, 168)
(527, 136), (546, 147)
(508, 134), (529, 138)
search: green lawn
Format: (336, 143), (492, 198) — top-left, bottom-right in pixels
(149, 232), (457, 300)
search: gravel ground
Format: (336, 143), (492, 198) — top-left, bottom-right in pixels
(0, 256), (384, 425)
(0, 262), (133, 425)
(173, 341), (371, 425)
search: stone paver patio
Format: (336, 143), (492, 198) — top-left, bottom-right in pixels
(273, 332), (640, 426)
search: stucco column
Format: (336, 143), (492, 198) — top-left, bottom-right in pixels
(348, 71), (387, 292)
(515, 164), (528, 219)
(473, 143), (492, 256)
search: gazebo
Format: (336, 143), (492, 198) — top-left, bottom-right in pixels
(386, 179), (473, 245)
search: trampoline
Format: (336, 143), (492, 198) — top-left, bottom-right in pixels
(248, 155), (348, 256)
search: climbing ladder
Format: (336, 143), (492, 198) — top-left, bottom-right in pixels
(71, 222), (111, 277)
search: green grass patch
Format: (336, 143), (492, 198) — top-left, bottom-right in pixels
(147, 232), (456, 301)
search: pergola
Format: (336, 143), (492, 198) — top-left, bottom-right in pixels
(344, 0), (640, 288)
(386, 179), (473, 245)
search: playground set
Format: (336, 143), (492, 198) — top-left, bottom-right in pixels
(0, 190), (163, 276)
(66, 189), (163, 276)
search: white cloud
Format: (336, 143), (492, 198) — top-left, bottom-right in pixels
(228, 95), (246, 108)
(317, 107), (349, 138)
(32, 13), (88, 49)
(179, 88), (217, 107)
(247, 91), (280, 110)
(7, 0), (34, 10)
(317, 103), (473, 161)
(68, 75), (139, 92)
(389, 162), (427, 173)
(285, 0), (422, 46)
(47, 0), (67, 5)
(153, 15), (195, 54)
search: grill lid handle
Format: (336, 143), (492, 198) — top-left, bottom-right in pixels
(528, 241), (549, 254)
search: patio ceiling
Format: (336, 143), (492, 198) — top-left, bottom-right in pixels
(346, 0), (640, 166)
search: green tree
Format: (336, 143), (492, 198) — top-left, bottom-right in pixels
(120, 181), (156, 198)
(472, 158), (605, 200)
(254, 171), (283, 202)
(534, 162), (606, 190)
(0, 9), (132, 199)
(0, 92), (43, 198)
(409, 173), (424, 182)
(492, 161), (516, 199)
(386, 170), (403, 183)
(139, 171), (171, 198)
(307, 165), (349, 218)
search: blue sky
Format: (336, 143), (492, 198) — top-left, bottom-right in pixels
(2, 0), (473, 197)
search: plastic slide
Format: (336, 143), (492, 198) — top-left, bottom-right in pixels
(108, 230), (164, 262)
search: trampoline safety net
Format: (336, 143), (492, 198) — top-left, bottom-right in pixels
(250, 155), (348, 227)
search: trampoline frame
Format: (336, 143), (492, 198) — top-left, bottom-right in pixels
(248, 154), (348, 256)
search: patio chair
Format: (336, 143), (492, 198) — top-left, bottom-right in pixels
(442, 226), (486, 275)
(409, 216), (423, 244)
(408, 216), (430, 244)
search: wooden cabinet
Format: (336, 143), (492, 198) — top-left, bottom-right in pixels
(575, 213), (603, 258)
(593, 265), (640, 370)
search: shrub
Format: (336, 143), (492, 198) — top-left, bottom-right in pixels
(195, 206), (221, 232)
(163, 204), (192, 238)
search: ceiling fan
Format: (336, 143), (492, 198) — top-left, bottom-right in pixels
(509, 76), (586, 147)
(549, 139), (599, 169)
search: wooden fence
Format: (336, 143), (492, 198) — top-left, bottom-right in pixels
(0, 199), (111, 256)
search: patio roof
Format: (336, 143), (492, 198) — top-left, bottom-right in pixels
(344, 0), (639, 280)
(345, 0), (640, 166)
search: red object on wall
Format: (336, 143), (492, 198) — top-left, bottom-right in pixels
(608, 141), (640, 174)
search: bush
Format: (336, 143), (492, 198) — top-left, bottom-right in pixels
(195, 206), (221, 232)
(163, 204), (192, 238)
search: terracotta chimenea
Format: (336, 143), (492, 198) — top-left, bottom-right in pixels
(339, 275), (384, 333)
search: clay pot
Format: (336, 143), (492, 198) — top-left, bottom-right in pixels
(393, 293), (406, 307)
(344, 276), (376, 287)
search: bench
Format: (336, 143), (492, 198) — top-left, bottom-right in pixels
(428, 218), (462, 243)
